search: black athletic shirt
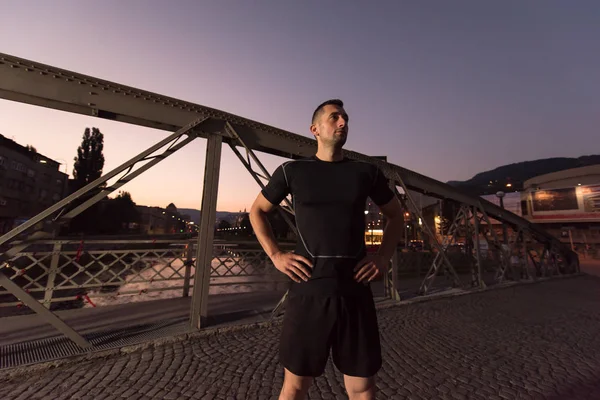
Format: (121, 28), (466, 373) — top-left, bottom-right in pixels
(261, 155), (395, 295)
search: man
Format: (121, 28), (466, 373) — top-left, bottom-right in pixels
(249, 99), (404, 400)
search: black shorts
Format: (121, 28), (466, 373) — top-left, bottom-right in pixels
(279, 291), (382, 378)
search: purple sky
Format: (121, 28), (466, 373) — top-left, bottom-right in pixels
(1, 1), (598, 212)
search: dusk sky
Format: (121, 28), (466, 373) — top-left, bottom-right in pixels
(1, 1), (598, 212)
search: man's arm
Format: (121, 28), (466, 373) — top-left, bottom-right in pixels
(249, 193), (313, 282)
(376, 196), (404, 261)
(249, 193), (283, 258)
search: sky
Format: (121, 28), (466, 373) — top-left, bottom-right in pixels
(1, 1), (598, 212)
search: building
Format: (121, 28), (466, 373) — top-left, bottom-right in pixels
(0, 134), (68, 234)
(524, 165), (600, 191)
(479, 165), (600, 245)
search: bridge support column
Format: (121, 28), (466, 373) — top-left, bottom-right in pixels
(190, 133), (222, 329)
(472, 207), (485, 289)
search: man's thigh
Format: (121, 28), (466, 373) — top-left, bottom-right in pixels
(331, 293), (382, 377)
(279, 293), (337, 377)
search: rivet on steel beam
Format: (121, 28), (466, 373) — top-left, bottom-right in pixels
(40, 72), (47, 76)
(66, 78), (72, 82)
(10, 65), (18, 68)
(88, 103), (96, 107)
(89, 92), (98, 96)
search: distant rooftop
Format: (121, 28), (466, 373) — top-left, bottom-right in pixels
(0, 133), (60, 167)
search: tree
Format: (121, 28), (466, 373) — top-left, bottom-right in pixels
(218, 220), (231, 230)
(97, 191), (140, 234)
(239, 214), (253, 236)
(65, 128), (106, 234)
(26, 145), (37, 153)
(73, 127), (105, 189)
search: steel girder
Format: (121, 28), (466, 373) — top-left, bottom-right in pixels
(0, 118), (209, 347)
(0, 52), (577, 268)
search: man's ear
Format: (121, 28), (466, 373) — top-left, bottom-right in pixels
(310, 123), (319, 137)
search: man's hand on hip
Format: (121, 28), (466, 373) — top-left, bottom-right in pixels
(354, 254), (387, 283)
(270, 251), (313, 283)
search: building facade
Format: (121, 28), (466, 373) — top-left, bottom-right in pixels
(0, 134), (68, 234)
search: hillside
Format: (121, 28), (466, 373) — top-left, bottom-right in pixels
(448, 155), (600, 195)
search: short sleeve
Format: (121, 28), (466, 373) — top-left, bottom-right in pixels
(369, 166), (395, 206)
(261, 164), (290, 205)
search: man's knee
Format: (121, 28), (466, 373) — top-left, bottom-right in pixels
(344, 375), (376, 399)
(279, 368), (313, 400)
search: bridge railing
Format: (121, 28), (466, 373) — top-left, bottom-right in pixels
(0, 237), (292, 314)
(0, 235), (571, 316)
(385, 238), (569, 300)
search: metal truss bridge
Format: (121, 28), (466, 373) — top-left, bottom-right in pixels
(0, 52), (580, 365)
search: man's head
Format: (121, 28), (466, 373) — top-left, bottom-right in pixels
(310, 99), (349, 149)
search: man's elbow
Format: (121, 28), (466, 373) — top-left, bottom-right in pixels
(249, 205), (262, 223)
(249, 202), (269, 224)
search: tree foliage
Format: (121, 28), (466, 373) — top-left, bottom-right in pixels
(73, 127), (105, 189)
(67, 191), (141, 235)
(95, 192), (140, 234)
(218, 219), (231, 230)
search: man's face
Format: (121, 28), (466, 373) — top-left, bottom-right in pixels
(311, 104), (349, 148)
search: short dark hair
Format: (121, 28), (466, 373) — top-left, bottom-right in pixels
(311, 99), (344, 124)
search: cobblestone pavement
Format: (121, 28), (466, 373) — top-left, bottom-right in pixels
(1, 276), (600, 400)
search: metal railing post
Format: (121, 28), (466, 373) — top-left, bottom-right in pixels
(391, 247), (401, 301)
(472, 207), (485, 289)
(43, 241), (62, 308)
(182, 241), (194, 297)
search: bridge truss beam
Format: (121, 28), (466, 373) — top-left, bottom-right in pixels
(0, 52), (580, 347)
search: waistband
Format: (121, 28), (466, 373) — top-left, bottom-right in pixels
(288, 277), (372, 297)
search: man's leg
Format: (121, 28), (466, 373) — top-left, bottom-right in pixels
(279, 368), (313, 400)
(343, 375), (376, 400)
(333, 292), (382, 399)
(279, 294), (336, 399)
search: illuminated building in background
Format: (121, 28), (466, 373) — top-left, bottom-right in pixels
(480, 165), (600, 245)
(365, 198), (384, 245)
(364, 156), (388, 246)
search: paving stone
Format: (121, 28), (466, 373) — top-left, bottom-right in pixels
(2, 276), (600, 399)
